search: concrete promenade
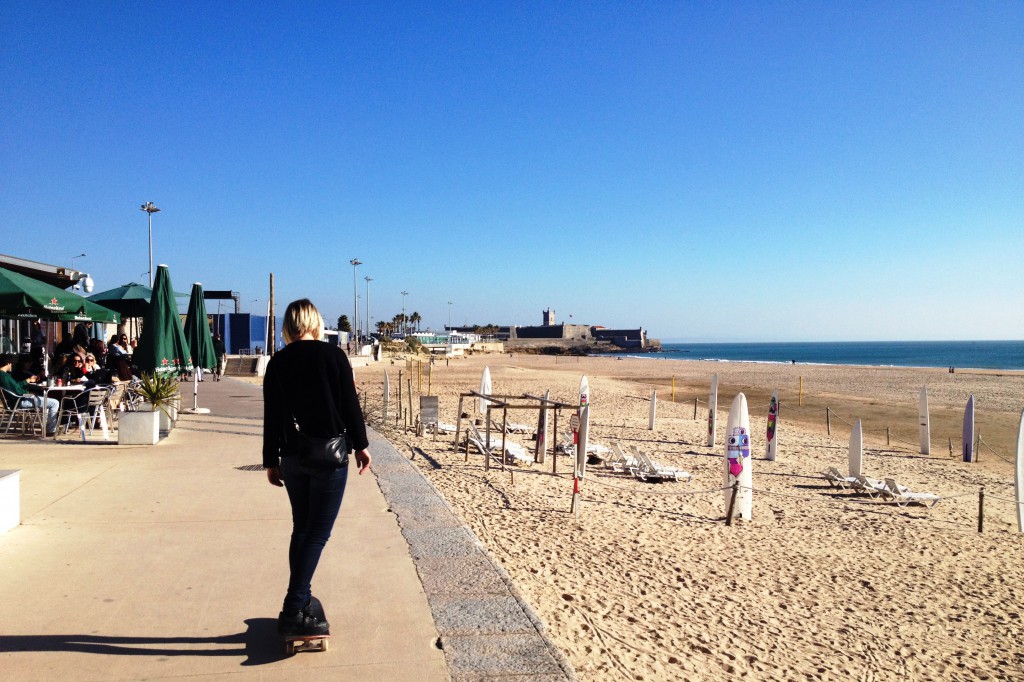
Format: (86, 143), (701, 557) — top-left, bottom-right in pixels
(0, 376), (575, 681)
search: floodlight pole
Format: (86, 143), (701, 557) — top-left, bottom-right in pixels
(448, 301), (453, 331)
(364, 276), (372, 341)
(350, 258), (361, 347)
(401, 290), (409, 335)
(140, 202), (161, 287)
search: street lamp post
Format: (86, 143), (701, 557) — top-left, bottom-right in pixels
(448, 301), (453, 331)
(349, 258), (361, 347)
(401, 290), (409, 335)
(364, 276), (372, 341)
(140, 202), (161, 287)
(71, 253), (86, 289)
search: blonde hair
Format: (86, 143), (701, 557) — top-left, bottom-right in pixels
(282, 298), (324, 344)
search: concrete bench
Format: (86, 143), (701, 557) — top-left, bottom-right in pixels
(0, 469), (20, 532)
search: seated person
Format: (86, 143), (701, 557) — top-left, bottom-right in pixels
(55, 354), (90, 387)
(83, 352), (113, 385)
(0, 353), (59, 435)
(11, 354), (38, 382)
(108, 334), (129, 357)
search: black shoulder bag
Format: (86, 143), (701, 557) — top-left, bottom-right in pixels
(288, 416), (350, 470)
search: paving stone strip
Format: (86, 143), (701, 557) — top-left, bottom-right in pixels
(368, 429), (578, 681)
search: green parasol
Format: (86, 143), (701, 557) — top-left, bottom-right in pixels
(184, 283), (217, 371)
(183, 282), (217, 413)
(0, 265), (121, 324)
(134, 264), (193, 377)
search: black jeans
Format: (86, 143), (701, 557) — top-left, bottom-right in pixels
(279, 455), (349, 614)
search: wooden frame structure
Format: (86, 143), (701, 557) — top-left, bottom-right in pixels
(454, 391), (578, 472)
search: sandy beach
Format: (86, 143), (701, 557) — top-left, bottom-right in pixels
(346, 351), (1024, 681)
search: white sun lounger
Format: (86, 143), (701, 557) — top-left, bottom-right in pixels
(467, 423), (533, 466)
(852, 475), (887, 498)
(824, 466), (860, 490)
(607, 443), (640, 473)
(882, 478), (941, 508)
(629, 447), (692, 483)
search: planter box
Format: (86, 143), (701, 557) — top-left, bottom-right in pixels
(118, 410), (160, 445)
(0, 470), (20, 532)
(159, 408), (174, 432)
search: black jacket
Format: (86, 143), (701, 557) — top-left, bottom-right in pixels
(262, 340), (368, 468)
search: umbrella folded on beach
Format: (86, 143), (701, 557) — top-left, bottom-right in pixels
(0, 265), (120, 323)
(134, 265), (193, 377)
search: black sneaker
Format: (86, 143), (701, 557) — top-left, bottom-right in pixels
(303, 596), (330, 635)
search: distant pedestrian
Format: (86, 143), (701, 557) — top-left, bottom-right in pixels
(213, 333), (226, 381)
(262, 298), (372, 638)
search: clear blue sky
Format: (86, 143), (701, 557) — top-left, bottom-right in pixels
(2, 2), (1021, 341)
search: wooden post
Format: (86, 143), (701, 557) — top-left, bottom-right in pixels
(454, 395), (465, 453)
(397, 370), (404, 426)
(500, 406), (509, 472)
(948, 437), (953, 457)
(406, 379), (413, 431)
(268, 272), (276, 356)
(693, 397), (698, 420)
(671, 376), (675, 403)
(552, 409), (560, 474)
(799, 376), (804, 406)
(976, 430), (981, 463)
(485, 406), (492, 471)
(978, 487), (985, 533)
(886, 427), (890, 446)
(726, 481), (739, 526)
(826, 408), (831, 436)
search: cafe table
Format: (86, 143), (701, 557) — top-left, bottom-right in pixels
(26, 382), (86, 440)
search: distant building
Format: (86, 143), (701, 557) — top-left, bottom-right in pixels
(542, 308), (556, 326)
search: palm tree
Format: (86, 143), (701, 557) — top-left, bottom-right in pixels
(410, 311), (421, 332)
(337, 315), (352, 333)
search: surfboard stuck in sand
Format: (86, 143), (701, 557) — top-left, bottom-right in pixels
(723, 393), (752, 520)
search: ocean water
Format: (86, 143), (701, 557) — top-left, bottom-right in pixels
(618, 341), (1024, 371)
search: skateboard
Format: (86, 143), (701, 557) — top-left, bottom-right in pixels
(284, 633), (330, 654)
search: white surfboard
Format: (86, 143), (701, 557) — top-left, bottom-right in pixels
(478, 366), (492, 414)
(578, 375), (590, 409)
(707, 374), (719, 447)
(1015, 408), (1024, 533)
(649, 388), (657, 430)
(963, 394), (975, 463)
(765, 389), (778, 461)
(849, 419), (863, 478)
(577, 403), (590, 479)
(919, 386), (930, 455)
(723, 393), (752, 520)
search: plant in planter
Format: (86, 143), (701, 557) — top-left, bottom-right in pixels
(137, 373), (182, 423)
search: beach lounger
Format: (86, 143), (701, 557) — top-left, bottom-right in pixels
(607, 443), (640, 473)
(629, 447), (692, 483)
(824, 466), (860, 490)
(434, 422), (456, 434)
(882, 478), (941, 508)
(852, 475), (887, 498)
(467, 423), (533, 466)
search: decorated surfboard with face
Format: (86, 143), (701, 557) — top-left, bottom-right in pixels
(723, 392), (752, 520)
